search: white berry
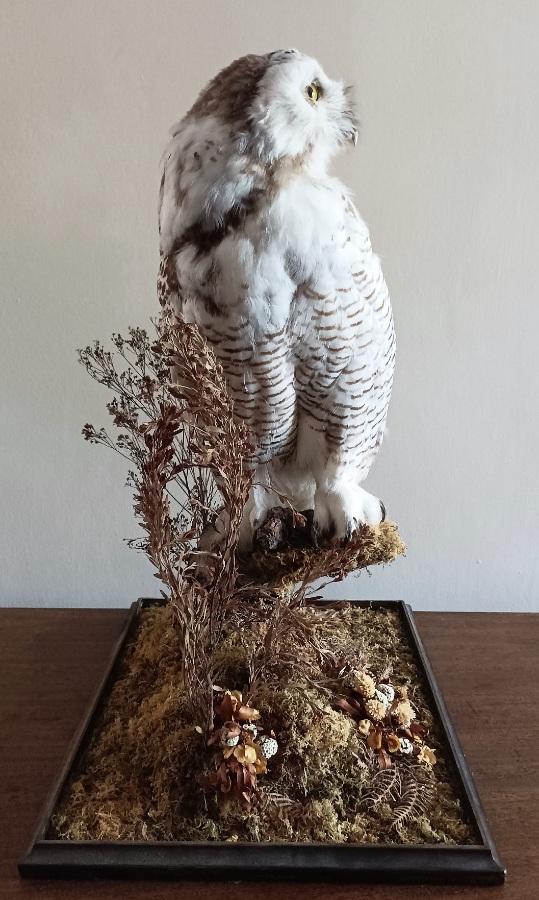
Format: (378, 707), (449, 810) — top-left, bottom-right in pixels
(377, 683), (395, 703)
(258, 736), (278, 759)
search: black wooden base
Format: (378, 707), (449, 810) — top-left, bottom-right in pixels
(19, 600), (505, 885)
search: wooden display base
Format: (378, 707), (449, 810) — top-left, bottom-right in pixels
(19, 600), (505, 885)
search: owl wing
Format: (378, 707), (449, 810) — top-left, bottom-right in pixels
(157, 173), (181, 313)
(290, 194), (395, 473)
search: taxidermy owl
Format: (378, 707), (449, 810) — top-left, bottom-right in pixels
(158, 50), (395, 549)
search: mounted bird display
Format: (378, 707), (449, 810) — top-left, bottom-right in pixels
(158, 49), (395, 550)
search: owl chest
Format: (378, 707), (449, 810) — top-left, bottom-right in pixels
(179, 178), (364, 364)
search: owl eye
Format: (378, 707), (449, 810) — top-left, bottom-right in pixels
(305, 83), (320, 102)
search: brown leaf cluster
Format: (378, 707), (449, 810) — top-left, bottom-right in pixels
(199, 689), (278, 811)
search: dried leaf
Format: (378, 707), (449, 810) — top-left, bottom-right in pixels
(418, 746), (437, 766)
(335, 697), (363, 717)
(367, 728), (382, 751)
(237, 705), (260, 722)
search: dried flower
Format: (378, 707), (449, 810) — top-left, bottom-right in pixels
(387, 733), (401, 754)
(234, 743), (257, 765)
(393, 700), (416, 727)
(394, 684), (409, 700)
(418, 746), (437, 766)
(352, 671), (376, 698)
(216, 690), (260, 723)
(200, 687), (276, 808)
(364, 699), (388, 722)
(237, 705), (261, 722)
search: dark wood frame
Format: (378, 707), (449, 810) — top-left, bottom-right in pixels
(19, 599), (505, 885)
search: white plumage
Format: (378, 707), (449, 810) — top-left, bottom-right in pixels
(158, 50), (395, 547)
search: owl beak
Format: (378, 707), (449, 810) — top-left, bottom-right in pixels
(350, 127), (358, 146)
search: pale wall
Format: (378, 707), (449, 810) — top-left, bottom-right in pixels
(1, 1), (538, 611)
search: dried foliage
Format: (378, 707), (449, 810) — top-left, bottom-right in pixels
(79, 314), (254, 728)
(79, 314), (407, 807)
(334, 669), (438, 770)
(199, 689), (279, 811)
(361, 762), (436, 834)
(241, 512), (405, 596)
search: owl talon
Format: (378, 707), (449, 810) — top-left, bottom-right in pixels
(314, 484), (385, 541)
(380, 501), (386, 523)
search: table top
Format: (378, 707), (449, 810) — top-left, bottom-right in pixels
(1, 606), (537, 899)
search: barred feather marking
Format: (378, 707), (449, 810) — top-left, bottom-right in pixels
(158, 50), (395, 540)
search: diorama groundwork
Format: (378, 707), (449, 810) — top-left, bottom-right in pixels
(50, 601), (476, 846)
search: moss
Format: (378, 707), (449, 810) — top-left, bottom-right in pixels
(50, 603), (476, 846)
(239, 521), (406, 594)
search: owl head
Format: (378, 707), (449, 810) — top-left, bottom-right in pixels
(187, 50), (358, 170)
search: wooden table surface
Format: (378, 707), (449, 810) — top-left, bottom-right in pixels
(1, 607), (537, 899)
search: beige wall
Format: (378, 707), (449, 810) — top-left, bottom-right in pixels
(1, 0), (538, 610)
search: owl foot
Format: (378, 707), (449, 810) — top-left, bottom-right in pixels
(313, 484), (386, 541)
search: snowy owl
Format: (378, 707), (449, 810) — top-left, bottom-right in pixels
(158, 50), (395, 548)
